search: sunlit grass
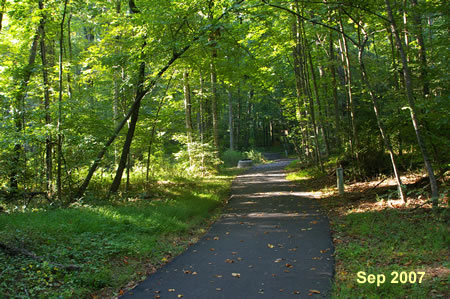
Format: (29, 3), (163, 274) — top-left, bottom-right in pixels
(285, 161), (449, 298)
(0, 168), (241, 298)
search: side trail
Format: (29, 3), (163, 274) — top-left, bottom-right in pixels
(122, 158), (334, 298)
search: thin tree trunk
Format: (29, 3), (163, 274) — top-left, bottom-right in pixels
(410, 0), (429, 96)
(183, 71), (193, 143)
(109, 61), (145, 194)
(38, 2), (52, 196)
(358, 34), (406, 202)
(338, 14), (359, 159)
(329, 32), (341, 149)
(385, 0), (439, 207)
(10, 20), (40, 193)
(199, 74), (205, 143)
(0, 0), (6, 32)
(57, 0), (69, 199)
(210, 53), (219, 149)
(183, 71), (193, 167)
(228, 89), (234, 151)
(145, 73), (173, 181)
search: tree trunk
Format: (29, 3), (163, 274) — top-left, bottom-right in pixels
(109, 61), (145, 194)
(329, 32), (341, 149)
(199, 74), (205, 143)
(38, 3), (53, 196)
(0, 0), (6, 32)
(10, 16), (40, 193)
(385, 0), (439, 207)
(183, 71), (193, 142)
(210, 53), (219, 150)
(228, 89), (234, 151)
(410, 0), (429, 96)
(57, 0), (69, 199)
(183, 71), (193, 167)
(358, 35), (406, 202)
(338, 14), (359, 159)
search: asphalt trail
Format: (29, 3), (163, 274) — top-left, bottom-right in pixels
(122, 159), (334, 298)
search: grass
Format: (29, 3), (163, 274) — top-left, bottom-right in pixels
(0, 168), (242, 298)
(285, 159), (449, 298)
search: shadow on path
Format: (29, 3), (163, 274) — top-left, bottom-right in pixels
(122, 159), (334, 298)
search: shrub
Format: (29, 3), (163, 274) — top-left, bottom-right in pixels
(221, 150), (245, 167)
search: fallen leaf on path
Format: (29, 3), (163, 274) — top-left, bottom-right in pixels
(289, 248), (297, 251)
(309, 289), (321, 294)
(225, 232), (230, 235)
(119, 290), (124, 295)
(231, 252), (237, 255)
(312, 257), (322, 260)
(210, 248), (215, 251)
(213, 236), (220, 240)
(216, 288), (222, 291)
(232, 273), (241, 278)
(192, 272), (198, 275)
(293, 290), (300, 294)
(310, 221), (318, 224)
(168, 289), (175, 292)
(267, 243), (275, 248)
(215, 274), (222, 278)
(284, 270), (290, 273)
(274, 258), (282, 263)
(279, 289), (284, 292)
(320, 248), (330, 254)
(154, 291), (160, 294)
(183, 270), (192, 274)
(177, 295), (183, 298)
(237, 257), (243, 261)
(154, 296), (160, 299)
(225, 259), (234, 263)
(285, 263), (293, 268)
(272, 273), (276, 277)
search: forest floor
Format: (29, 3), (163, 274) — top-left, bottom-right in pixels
(285, 160), (449, 298)
(0, 168), (241, 298)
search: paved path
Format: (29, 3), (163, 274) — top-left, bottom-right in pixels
(122, 159), (334, 298)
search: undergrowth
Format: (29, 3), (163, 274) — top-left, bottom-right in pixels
(0, 168), (242, 298)
(285, 159), (449, 298)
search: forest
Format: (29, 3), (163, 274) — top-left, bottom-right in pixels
(0, 0), (448, 298)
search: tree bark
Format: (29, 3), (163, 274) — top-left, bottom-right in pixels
(0, 0), (6, 32)
(410, 0), (429, 96)
(357, 34), (406, 202)
(57, 0), (69, 199)
(10, 16), (41, 193)
(329, 32), (341, 149)
(338, 14), (359, 159)
(228, 89), (234, 151)
(183, 71), (193, 143)
(38, 0), (52, 196)
(385, 0), (439, 207)
(210, 52), (219, 150)
(109, 62), (145, 194)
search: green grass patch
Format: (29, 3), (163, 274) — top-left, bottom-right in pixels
(285, 162), (449, 298)
(0, 169), (242, 298)
(331, 208), (449, 298)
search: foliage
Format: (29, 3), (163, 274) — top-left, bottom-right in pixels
(221, 149), (245, 167)
(0, 170), (237, 298)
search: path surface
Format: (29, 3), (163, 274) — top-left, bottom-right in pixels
(122, 159), (334, 298)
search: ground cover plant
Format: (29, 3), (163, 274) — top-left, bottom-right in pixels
(0, 168), (241, 298)
(286, 159), (449, 298)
